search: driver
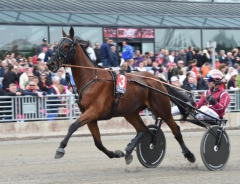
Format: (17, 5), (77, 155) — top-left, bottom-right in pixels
(172, 69), (231, 120)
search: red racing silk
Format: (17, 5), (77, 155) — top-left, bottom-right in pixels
(196, 86), (231, 118)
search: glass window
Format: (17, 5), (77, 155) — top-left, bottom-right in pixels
(154, 29), (201, 53)
(214, 0), (240, 2)
(0, 12), (18, 22)
(203, 30), (240, 52)
(50, 27), (103, 46)
(0, 25), (47, 58)
(172, 0), (211, 1)
(142, 43), (154, 55)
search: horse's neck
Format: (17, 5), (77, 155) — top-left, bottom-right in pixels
(71, 46), (95, 91)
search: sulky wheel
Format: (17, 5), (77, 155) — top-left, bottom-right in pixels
(136, 124), (166, 168)
(200, 125), (230, 171)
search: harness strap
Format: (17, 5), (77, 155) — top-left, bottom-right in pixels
(106, 71), (120, 120)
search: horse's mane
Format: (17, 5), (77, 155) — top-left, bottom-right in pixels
(74, 36), (102, 68)
(159, 78), (194, 119)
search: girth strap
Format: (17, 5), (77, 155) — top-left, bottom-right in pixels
(106, 71), (120, 120)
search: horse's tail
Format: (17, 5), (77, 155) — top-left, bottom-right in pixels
(158, 78), (194, 119)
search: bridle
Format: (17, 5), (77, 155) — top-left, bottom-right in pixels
(50, 36), (99, 72)
(51, 36), (78, 72)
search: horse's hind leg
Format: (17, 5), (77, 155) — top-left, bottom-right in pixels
(124, 112), (148, 165)
(150, 98), (196, 163)
(87, 121), (124, 158)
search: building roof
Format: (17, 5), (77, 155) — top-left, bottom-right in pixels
(1, 0), (240, 27)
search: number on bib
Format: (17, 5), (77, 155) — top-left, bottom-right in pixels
(116, 74), (127, 94)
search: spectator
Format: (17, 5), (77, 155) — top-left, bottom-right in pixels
(168, 51), (175, 63)
(54, 41), (58, 47)
(182, 76), (196, 91)
(202, 49), (211, 64)
(121, 62), (129, 73)
(3, 54), (11, 64)
(122, 41), (133, 61)
(23, 81), (47, 97)
(149, 51), (155, 63)
(27, 57), (34, 67)
(24, 72), (34, 88)
(94, 42), (101, 64)
(170, 76), (181, 88)
(172, 60), (184, 76)
(233, 63), (240, 73)
(58, 69), (68, 86)
(86, 42), (96, 62)
(146, 58), (152, 67)
(186, 46), (194, 66)
(225, 52), (234, 67)
(227, 71), (239, 90)
(225, 67), (234, 82)
(109, 46), (119, 67)
(188, 59), (198, 80)
(215, 59), (221, 69)
(134, 50), (144, 67)
(2, 64), (19, 92)
(178, 70), (186, 86)
(19, 65), (31, 91)
(100, 38), (110, 67)
(16, 53), (23, 62)
(117, 51), (123, 66)
(197, 70), (208, 90)
(44, 44), (53, 62)
(218, 50), (226, 63)
(201, 62), (211, 78)
(218, 63), (227, 79)
(194, 49), (203, 68)
(38, 47), (48, 62)
(126, 59), (135, 73)
(38, 72), (52, 92)
(182, 72), (192, 87)
(5, 83), (21, 96)
(137, 62), (146, 72)
(157, 67), (166, 81)
(47, 76), (63, 117)
(175, 48), (186, 65)
(156, 48), (165, 66)
(151, 62), (158, 75)
(36, 38), (48, 55)
(166, 62), (174, 83)
(0, 60), (8, 77)
(163, 50), (170, 64)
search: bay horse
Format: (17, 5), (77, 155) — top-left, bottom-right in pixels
(47, 26), (195, 165)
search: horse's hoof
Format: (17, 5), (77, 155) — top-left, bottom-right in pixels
(54, 148), (65, 159)
(125, 154), (133, 165)
(114, 150), (125, 158)
(183, 152), (196, 163)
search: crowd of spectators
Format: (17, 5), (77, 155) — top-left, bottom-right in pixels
(95, 39), (240, 92)
(1, 37), (240, 120)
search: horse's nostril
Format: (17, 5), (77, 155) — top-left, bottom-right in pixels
(51, 62), (55, 65)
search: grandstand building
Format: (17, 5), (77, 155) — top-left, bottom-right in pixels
(0, 0), (240, 57)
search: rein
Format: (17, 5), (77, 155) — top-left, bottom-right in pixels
(62, 63), (196, 96)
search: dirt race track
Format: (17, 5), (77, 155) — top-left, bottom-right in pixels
(0, 131), (240, 184)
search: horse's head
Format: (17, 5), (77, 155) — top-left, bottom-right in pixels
(47, 26), (89, 72)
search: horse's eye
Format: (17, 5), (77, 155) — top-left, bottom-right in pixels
(64, 45), (70, 49)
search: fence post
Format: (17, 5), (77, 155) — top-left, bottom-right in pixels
(146, 109), (150, 125)
(69, 94), (73, 122)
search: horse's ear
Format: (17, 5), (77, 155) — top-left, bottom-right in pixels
(62, 28), (67, 37)
(69, 26), (74, 39)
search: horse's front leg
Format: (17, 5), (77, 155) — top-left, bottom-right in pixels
(87, 121), (125, 158)
(54, 110), (95, 159)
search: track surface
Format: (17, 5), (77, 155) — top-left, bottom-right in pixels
(0, 131), (240, 184)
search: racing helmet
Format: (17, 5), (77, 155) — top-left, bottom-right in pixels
(206, 69), (223, 85)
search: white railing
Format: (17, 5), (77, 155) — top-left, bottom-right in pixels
(0, 90), (239, 122)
